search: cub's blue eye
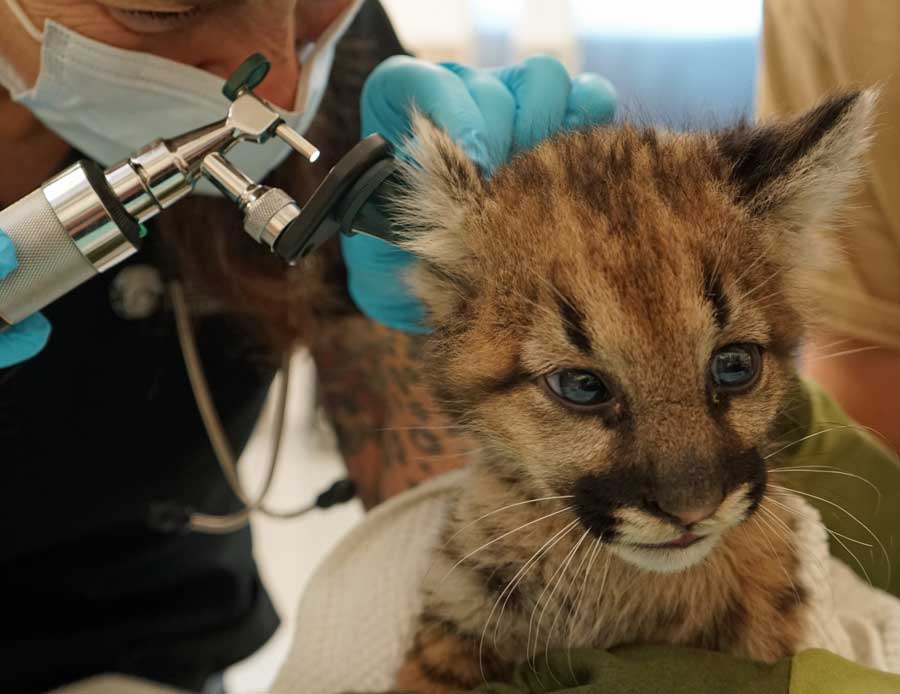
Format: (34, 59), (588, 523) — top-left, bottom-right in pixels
(710, 344), (762, 392)
(545, 369), (613, 409)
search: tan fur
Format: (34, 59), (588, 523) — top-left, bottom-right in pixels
(391, 92), (875, 692)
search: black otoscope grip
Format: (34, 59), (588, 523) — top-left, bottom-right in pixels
(272, 134), (401, 265)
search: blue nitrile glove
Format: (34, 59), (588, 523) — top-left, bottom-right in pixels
(342, 55), (617, 333)
(0, 230), (51, 368)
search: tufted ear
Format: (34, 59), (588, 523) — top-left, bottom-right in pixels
(715, 90), (877, 322)
(391, 111), (485, 270)
(390, 111), (486, 322)
(717, 91), (876, 268)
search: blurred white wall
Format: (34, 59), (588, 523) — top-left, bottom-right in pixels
(381, 0), (763, 128)
(381, 0), (580, 68)
(379, 0), (476, 63)
(381, 0), (761, 68)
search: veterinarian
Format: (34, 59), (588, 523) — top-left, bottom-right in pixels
(0, 1), (617, 691)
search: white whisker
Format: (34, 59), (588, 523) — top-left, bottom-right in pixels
(767, 485), (891, 586)
(827, 529), (873, 548)
(413, 447), (486, 461)
(545, 529), (592, 684)
(567, 536), (604, 683)
(439, 506), (575, 585)
(805, 345), (883, 363)
(755, 504), (832, 645)
(752, 513), (802, 610)
(593, 546), (614, 630)
(758, 498), (832, 589)
(764, 426), (861, 460)
(529, 526), (584, 670)
(805, 337), (855, 355)
(489, 519), (577, 650)
(375, 424), (469, 432)
(815, 419), (900, 462)
(443, 496), (575, 549)
(770, 467), (881, 505)
(731, 240), (775, 288)
(737, 266), (782, 302)
(479, 518), (580, 685)
(757, 499), (795, 538)
(830, 529), (872, 586)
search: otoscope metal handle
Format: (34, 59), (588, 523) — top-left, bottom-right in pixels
(0, 161), (142, 328)
(0, 188), (93, 326)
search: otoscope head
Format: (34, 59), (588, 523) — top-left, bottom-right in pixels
(189, 54), (321, 249)
(270, 134), (401, 264)
(205, 54), (401, 261)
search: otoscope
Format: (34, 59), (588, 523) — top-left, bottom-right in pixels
(0, 53), (400, 330)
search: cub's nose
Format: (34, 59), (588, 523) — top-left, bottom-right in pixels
(649, 498), (722, 528)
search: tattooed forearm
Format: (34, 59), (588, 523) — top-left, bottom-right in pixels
(310, 315), (476, 508)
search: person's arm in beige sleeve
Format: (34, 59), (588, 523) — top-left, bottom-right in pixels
(758, 0), (900, 452)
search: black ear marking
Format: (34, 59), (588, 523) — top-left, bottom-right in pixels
(717, 92), (860, 206)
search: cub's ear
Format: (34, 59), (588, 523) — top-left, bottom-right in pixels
(717, 89), (876, 231)
(391, 110), (485, 274)
(390, 111), (486, 324)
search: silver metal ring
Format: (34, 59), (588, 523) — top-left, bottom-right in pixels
(42, 163), (138, 273)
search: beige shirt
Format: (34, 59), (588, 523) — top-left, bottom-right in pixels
(757, 0), (900, 349)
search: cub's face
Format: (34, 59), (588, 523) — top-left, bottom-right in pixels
(395, 92), (873, 572)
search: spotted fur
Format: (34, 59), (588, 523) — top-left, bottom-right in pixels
(391, 91), (876, 693)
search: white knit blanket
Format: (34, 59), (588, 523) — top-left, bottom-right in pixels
(271, 469), (900, 694)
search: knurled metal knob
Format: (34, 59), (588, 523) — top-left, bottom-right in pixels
(244, 188), (301, 249)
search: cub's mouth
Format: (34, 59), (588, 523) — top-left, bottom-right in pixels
(634, 532), (706, 550)
(616, 532), (724, 573)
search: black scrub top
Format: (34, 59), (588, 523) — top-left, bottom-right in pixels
(0, 3), (403, 691)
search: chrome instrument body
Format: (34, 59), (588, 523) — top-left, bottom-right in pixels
(107, 85), (320, 239)
(44, 163), (137, 273)
(0, 55), (320, 328)
(0, 52), (398, 329)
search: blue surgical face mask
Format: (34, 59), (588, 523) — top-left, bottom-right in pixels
(0, 0), (363, 195)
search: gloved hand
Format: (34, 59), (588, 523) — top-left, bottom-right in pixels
(0, 230), (51, 368)
(342, 55), (617, 333)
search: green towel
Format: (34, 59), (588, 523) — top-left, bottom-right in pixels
(472, 646), (900, 694)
